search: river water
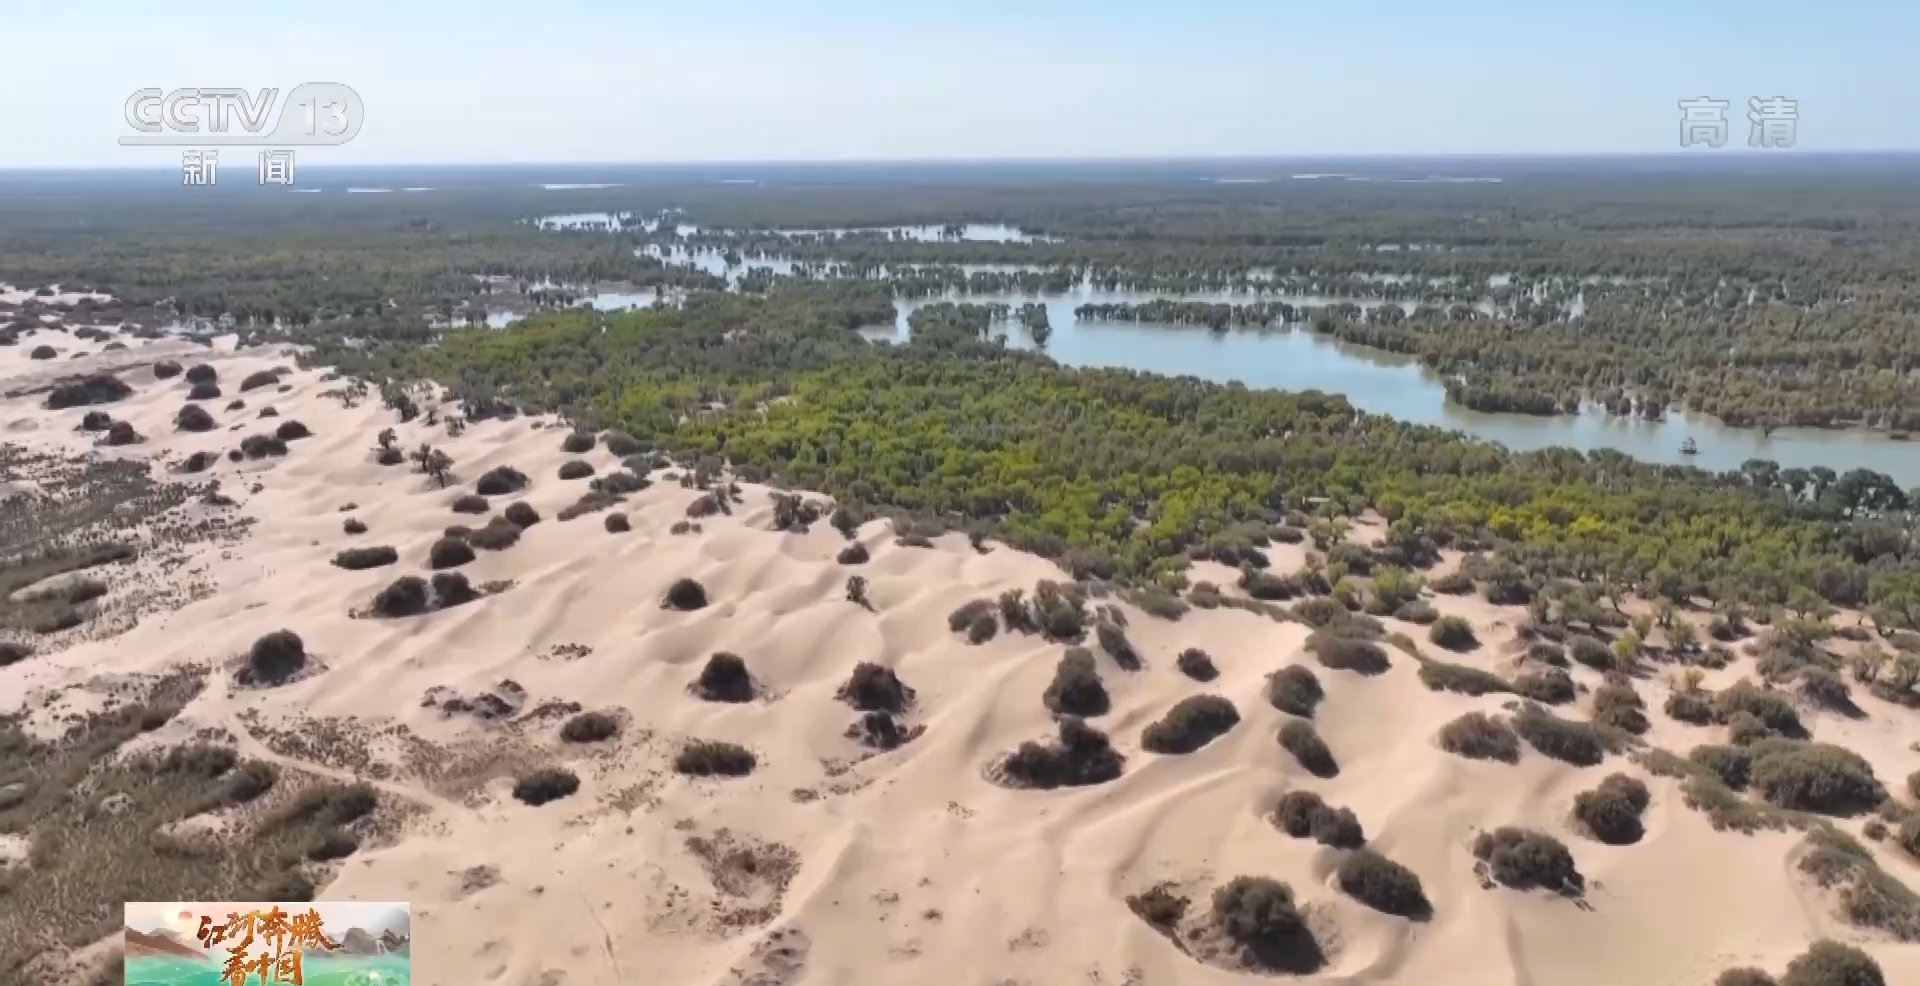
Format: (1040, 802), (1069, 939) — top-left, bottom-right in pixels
(531, 223), (1920, 487)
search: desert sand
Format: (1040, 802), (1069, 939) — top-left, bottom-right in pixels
(3, 324), (1919, 986)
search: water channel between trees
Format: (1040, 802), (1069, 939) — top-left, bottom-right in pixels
(515, 218), (1920, 487)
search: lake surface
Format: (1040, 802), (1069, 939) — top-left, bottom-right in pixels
(525, 232), (1920, 486)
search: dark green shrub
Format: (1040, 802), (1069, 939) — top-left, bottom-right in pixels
(949, 599), (995, 633)
(558, 460), (594, 480)
(1437, 712), (1520, 764)
(331, 546), (396, 570)
(1714, 680), (1804, 737)
(1428, 616), (1477, 651)
(1779, 939), (1885, 986)
(1591, 682), (1649, 735)
(430, 573), (479, 608)
(592, 470), (647, 495)
(428, 537), (475, 569)
(1573, 773), (1650, 845)
(451, 494), (489, 514)
(1727, 710), (1774, 745)
(560, 431), (595, 454)
(1800, 668), (1853, 710)
(502, 501), (540, 527)
(602, 431), (645, 456)
(1665, 689), (1715, 724)
(304, 828), (359, 861)
(1418, 659), (1510, 696)
(1514, 668), (1575, 704)
(1430, 572), (1473, 595)
(1175, 647), (1217, 681)
(1895, 817), (1920, 858)
(261, 782), (376, 833)
(837, 543), (870, 565)
(1141, 695), (1240, 754)
(1211, 876), (1303, 944)
(1525, 641), (1568, 666)
(999, 717), (1124, 789)
(662, 577), (708, 610)
(371, 576), (430, 617)
(1266, 665), (1323, 717)
(1095, 621), (1140, 671)
(1393, 600), (1439, 625)
(1134, 589), (1190, 621)
(1472, 827), (1582, 893)
(342, 517), (367, 535)
(1278, 719), (1337, 778)
(240, 630), (306, 685)
(474, 465), (529, 496)
(604, 513), (630, 533)
(512, 767), (580, 804)
(45, 373), (132, 408)
(693, 652), (754, 703)
(560, 711), (620, 743)
(468, 518), (522, 550)
(1306, 632), (1389, 676)
(239, 434), (287, 458)
(1567, 634), (1613, 671)
(1337, 849), (1431, 919)
(0, 641), (32, 667)
(153, 359), (182, 379)
(674, 740), (757, 777)
(1044, 648), (1109, 717)
(225, 761), (277, 803)
(177, 450), (219, 473)
(1272, 790), (1329, 838)
(838, 661), (913, 713)
(175, 404), (216, 432)
(1690, 744), (1754, 788)
(1747, 739), (1886, 815)
(1513, 705), (1611, 767)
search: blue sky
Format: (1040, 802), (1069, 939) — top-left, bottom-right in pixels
(4, 1), (1915, 166)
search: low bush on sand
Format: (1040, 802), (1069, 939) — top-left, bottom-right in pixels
(1277, 719), (1338, 777)
(674, 740), (756, 777)
(692, 652), (754, 703)
(560, 711), (620, 743)
(1472, 826), (1583, 893)
(662, 577), (708, 611)
(1573, 773), (1651, 844)
(331, 546), (397, 570)
(511, 767), (579, 805)
(838, 661), (914, 713)
(1438, 712), (1520, 764)
(1043, 647), (1109, 717)
(428, 537), (475, 569)
(1141, 695), (1240, 754)
(1337, 849), (1431, 919)
(999, 717), (1125, 789)
(1271, 790), (1364, 848)
(239, 630), (306, 686)
(1265, 666), (1324, 717)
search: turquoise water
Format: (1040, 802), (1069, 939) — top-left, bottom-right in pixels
(126, 953), (410, 986)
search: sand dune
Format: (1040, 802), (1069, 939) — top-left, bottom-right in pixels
(4, 325), (1919, 986)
